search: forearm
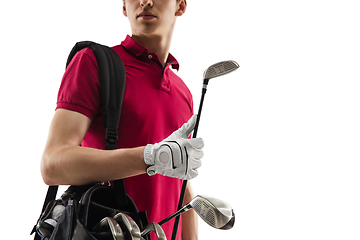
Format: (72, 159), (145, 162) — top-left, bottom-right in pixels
(182, 183), (198, 240)
(41, 145), (147, 186)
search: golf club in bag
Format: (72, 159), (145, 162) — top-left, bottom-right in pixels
(93, 212), (165, 240)
(160, 195), (235, 229)
(140, 195), (235, 239)
(94, 194), (235, 239)
(171, 60), (239, 240)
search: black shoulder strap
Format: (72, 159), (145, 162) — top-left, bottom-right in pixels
(66, 41), (126, 150)
(31, 185), (59, 240)
(66, 42), (128, 205)
(33, 42), (127, 239)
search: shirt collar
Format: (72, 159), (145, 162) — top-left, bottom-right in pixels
(121, 35), (179, 70)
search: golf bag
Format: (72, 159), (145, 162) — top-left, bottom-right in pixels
(31, 42), (150, 240)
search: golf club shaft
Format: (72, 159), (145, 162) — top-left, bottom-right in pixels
(193, 86), (207, 138)
(158, 204), (191, 226)
(171, 84), (208, 240)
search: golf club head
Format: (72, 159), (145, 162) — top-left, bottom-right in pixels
(203, 60), (239, 82)
(114, 213), (141, 240)
(93, 217), (124, 240)
(141, 222), (167, 240)
(189, 195), (235, 230)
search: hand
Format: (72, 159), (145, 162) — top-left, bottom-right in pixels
(143, 115), (204, 180)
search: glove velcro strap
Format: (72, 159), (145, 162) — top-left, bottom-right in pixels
(146, 166), (156, 176)
(144, 141), (190, 178)
(144, 144), (155, 165)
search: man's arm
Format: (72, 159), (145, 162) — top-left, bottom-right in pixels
(40, 109), (148, 186)
(181, 183), (198, 240)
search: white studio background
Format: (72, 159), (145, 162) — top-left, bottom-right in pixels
(1, 0), (359, 239)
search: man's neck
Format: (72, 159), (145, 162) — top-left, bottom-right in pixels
(132, 33), (173, 67)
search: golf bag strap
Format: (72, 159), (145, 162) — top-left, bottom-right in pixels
(42, 185), (59, 212)
(32, 42), (128, 240)
(31, 185), (59, 240)
(66, 41), (128, 205)
(66, 41), (126, 151)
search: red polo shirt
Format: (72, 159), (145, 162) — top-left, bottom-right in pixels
(57, 35), (193, 239)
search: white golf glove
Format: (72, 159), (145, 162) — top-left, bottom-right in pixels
(144, 115), (204, 180)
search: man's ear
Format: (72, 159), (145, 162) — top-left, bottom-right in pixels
(175, 0), (187, 16)
(123, 0), (128, 17)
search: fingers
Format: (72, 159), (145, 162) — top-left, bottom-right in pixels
(193, 148), (204, 160)
(163, 114), (198, 141)
(186, 157), (201, 180)
(178, 114), (197, 138)
(185, 114), (198, 137)
(191, 158), (202, 170)
(187, 137), (204, 150)
(187, 170), (198, 180)
(188, 141), (203, 179)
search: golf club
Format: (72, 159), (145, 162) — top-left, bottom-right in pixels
(160, 195), (235, 230)
(141, 222), (167, 240)
(93, 217), (124, 240)
(171, 60), (239, 240)
(114, 213), (141, 240)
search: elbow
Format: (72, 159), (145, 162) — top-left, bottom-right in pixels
(40, 151), (57, 186)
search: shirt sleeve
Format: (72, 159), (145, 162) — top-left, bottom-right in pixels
(56, 48), (100, 120)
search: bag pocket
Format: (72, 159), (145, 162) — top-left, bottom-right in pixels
(36, 200), (64, 239)
(50, 200), (76, 240)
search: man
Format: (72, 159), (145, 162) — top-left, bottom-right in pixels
(40, 0), (203, 239)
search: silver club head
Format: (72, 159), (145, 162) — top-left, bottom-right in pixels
(141, 222), (167, 240)
(189, 195), (235, 230)
(114, 213), (141, 240)
(93, 217), (124, 240)
(203, 60), (239, 81)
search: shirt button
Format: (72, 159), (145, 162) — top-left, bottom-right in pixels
(148, 55), (153, 59)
